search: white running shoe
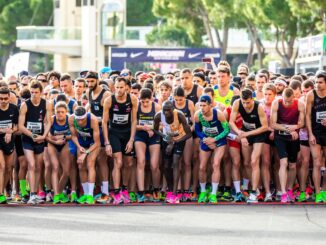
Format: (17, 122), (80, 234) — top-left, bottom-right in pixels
(247, 193), (258, 203)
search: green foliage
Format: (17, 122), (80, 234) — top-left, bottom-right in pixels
(127, 0), (157, 26)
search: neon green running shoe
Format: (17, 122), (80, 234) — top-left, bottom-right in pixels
(198, 192), (207, 203)
(298, 191), (307, 202)
(208, 193), (217, 204)
(53, 194), (61, 204)
(321, 191), (326, 202)
(70, 192), (77, 203)
(221, 191), (233, 202)
(60, 193), (69, 203)
(129, 192), (137, 203)
(315, 193), (323, 203)
(86, 195), (95, 204)
(0, 194), (7, 204)
(77, 195), (88, 204)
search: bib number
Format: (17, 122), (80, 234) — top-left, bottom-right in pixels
(27, 122), (42, 134)
(113, 114), (129, 124)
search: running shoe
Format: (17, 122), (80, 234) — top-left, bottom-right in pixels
(129, 192), (137, 203)
(12, 194), (21, 203)
(234, 192), (245, 202)
(53, 194), (61, 204)
(121, 190), (130, 204)
(315, 193), (323, 203)
(77, 195), (88, 204)
(86, 195), (95, 204)
(97, 194), (110, 204)
(275, 191), (282, 202)
(297, 191), (307, 202)
(159, 191), (166, 202)
(21, 194), (30, 204)
(27, 195), (37, 205)
(264, 193), (273, 202)
(38, 191), (46, 201)
(306, 185), (314, 200)
(242, 190), (250, 201)
(0, 194), (7, 204)
(247, 193), (258, 203)
(60, 193), (69, 203)
(257, 191), (265, 202)
(152, 191), (160, 202)
(113, 193), (123, 205)
(287, 189), (295, 203)
(176, 192), (183, 202)
(190, 191), (197, 202)
(198, 192), (207, 203)
(35, 195), (45, 204)
(137, 193), (145, 203)
(46, 192), (53, 202)
(70, 192), (78, 203)
(182, 192), (191, 202)
(220, 191), (233, 202)
(144, 192), (153, 202)
(165, 192), (178, 204)
(208, 193), (217, 204)
(321, 190), (326, 202)
(281, 193), (288, 203)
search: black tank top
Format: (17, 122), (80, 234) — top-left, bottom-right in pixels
(186, 84), (199, 104)
(137, 102), (155, 127)
(24, 98), (46, 135)
(89, 89), (105, 126)
(173, 99), (192, 125)
(0, 104), (19, 136)
(239, 100), (261, 132)
(312, 90), (326, 134)
(109, 94), (132, 130)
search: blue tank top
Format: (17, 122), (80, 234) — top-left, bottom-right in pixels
(199, 108), (224, 137)
(50, 115), (70, 136)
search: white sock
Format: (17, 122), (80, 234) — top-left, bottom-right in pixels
(88, 183), (95, 197)
(233, 181), (241, 193)
(212, 183), (219, 194)
(102, 181), (109, 195)
(82, 182), (88, 195)
(243, 178), (250, 190)
(200, 183), (206, 192)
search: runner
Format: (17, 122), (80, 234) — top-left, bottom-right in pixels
(74, 78), (87, 106)
(255, 73), (268, 100)
(229, 88), (268, 203)
(306, 71), (326, 203)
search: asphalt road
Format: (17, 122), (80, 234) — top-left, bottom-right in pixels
(0, 204), (325, 245)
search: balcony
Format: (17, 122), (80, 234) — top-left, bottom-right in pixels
(16, 26), (82, 56)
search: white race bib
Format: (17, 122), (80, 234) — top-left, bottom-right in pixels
(0, 120), (12, 129)
(203, 126), (219, 136)
(113, 114), (129, 124)
(243, 121), (256, 130)
(139, 119), (153, 127)
(27, 122), (42, 134)
(316, 111), (326, 123)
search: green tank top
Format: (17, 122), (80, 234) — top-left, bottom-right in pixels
(213, 85), (234, 107)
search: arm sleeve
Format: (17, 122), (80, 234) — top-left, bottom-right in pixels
(195, 121), (205, 140)
(214, 121), (230, 142)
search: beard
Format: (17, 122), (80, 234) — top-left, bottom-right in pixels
(90, 83), (97, 91)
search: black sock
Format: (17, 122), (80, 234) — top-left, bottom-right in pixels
(114, 189), (120, 195)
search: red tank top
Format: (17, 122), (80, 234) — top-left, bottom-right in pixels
(276, 99), (299, 125)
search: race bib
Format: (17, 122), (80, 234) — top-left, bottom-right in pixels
(54, 129), (70, 136)
(77, 130), (91, 138)
(243, 121), (256, 130)
(27, 122), (42, 134)
(139, 119), (154, 127)
(203, 126), (219, 136)
(316, 111), (326, 123)
(113, 114), (129, 124)
(0, 120), (12, 129)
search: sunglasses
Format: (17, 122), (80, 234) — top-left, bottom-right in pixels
(120, 73), (129, 77)
(238, 73), (248, 76)
(38, 79), (48, 83)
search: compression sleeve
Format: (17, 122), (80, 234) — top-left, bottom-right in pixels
(195, 121), (206, 140)
(214, 121), (230, 142)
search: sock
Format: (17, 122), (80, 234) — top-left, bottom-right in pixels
(243, 178), (250, 190)
(122, 185), (128, 191)
(102, 181), (109, 195)
(19, 180), (28, 196)
(200, 183), (206, 192)
(88, 183), (95, 197)
(114, 189), (120, 195)
(82, 182), (88, 196)
(233, 181), (241, 193)
(212, 183), (219, 194)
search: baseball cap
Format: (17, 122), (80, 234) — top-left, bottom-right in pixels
(100, 67), (112, 74)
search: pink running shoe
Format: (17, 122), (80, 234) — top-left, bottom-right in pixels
(176, 192), (183, 202)
(287, 189), (295, 203)
(113, 193), (123, 205)
(38, 191), (46, 200)
(182, 192), (191, 202)
(165, 192), (175, 204)
(121, 190), (130, 204)
(281, 193), (288, 203)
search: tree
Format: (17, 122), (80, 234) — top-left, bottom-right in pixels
(127, 0), (157, 26)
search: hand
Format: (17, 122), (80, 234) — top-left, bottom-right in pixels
(33, 135), (45, 143)
(321, 119), (326, 127)
(203, 137), (215, 145)
(269, 132), (274, 141)
(147, 130), (154, 138)
(290, 131), (299, 140)
(241, 138), (249, 146)
(165, 143), (174, 155)
(56, 138), (66, 145)
(4, 133), (11, 144)
(78, 146), (86, 154)
(143, 125), (152, 131)
(125, 140), (134, 154)
(207, 143), (217, 150)
(77, 153), (87, 165)
(239, 131), (248, 139)
(309, 134), (316, 145)
(105, 144), (112, 157)
(286, 125), (297, 132)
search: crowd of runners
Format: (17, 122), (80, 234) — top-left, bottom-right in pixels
(0, 59), (325, 205)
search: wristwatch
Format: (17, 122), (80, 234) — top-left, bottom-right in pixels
(85, 149), (90, 154)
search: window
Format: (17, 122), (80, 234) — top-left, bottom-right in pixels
(90, 0), (95, 6)
(83, 0), (88, 6)
(76, 0), (81, 7)
(55, 0), (60, 8)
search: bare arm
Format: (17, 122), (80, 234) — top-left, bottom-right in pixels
(68, 115), (81, 149)
(229, 100), (241, 135)
(174, 112), (192, 143)
(129, 95), (138, 142)
(88, 115), (100, 153)
(18, 102), (33, 138)
(305, 91), (314, 136)
(102, 96), (111, 145)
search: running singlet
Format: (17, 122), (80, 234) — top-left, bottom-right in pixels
(276, 99), (299, 140)
(74, 113), (93, 144)
(24, 98), (46, 135)
(0, 104), (19, 136)
(213, 85), (235, 107)
(173, 100), (192, 125)
(186, 84), (199, 104)
(109, 94), (132, 130)
(198, 108), (224, 138)
(137, 102), (155, 128)
(161, 109), (186, 141)
(226, 106), (243, 130)
(238, 100), (261, 132)
(50, 115), (70, 136)
(311, 90), (326, 134)
(89, 89), (105, 125)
